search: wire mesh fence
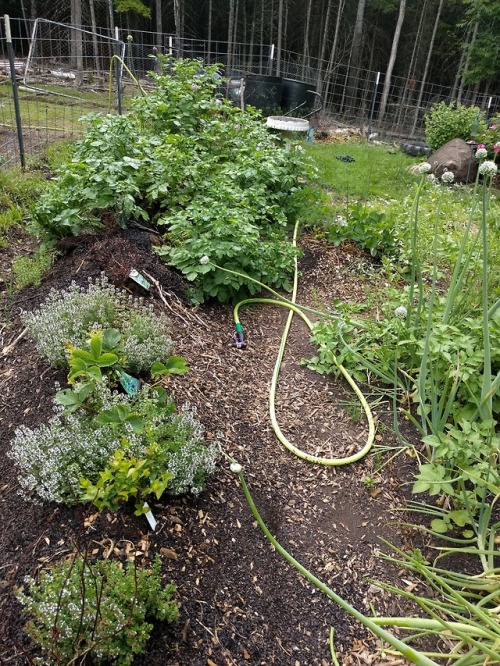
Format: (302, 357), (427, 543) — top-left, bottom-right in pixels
(1, 16), (499, 169)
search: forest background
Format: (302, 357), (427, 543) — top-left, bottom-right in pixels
(2, 0), (499, 113)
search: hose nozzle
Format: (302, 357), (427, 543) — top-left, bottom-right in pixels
(233, 323), (247, 349)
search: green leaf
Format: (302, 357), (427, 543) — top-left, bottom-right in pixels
(430, 518), (449, 534)
(151, 356), (189, 377)
(95, 352), (119, 367)
(103, 328), (122, 350)
(89, 331), (103, 360)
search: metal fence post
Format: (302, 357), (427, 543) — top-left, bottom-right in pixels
(4, 14), (25, 168)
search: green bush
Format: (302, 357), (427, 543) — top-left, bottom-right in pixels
(424, 101), (487, 149)
(30, 58), (311, 303)
(325, 203), (400, 258)
(17, 554), (177, 666)
(22, 274), (172, 372)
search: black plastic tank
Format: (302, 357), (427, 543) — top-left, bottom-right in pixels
(281, 78), (311, 112)
(244, 75), (283, 111)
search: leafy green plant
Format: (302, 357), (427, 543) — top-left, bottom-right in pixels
(22, 274), (172, 372)
(29, 59), (311, 303)
(10, 382), (217, 505)
(80, 445), (173, 514)
(424, 101), (487, 149)
(66, 327), (124, 384)
(12, 247), (54, 290)
(17, 553), (178, 666)
(326, 202), (400, 258)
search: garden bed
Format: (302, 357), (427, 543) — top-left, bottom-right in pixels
(0, 225), (421, 665)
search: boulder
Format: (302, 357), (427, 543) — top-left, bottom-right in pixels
(428, 138), (477, 183)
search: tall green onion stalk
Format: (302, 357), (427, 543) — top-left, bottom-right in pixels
(371, 478), (500, 665)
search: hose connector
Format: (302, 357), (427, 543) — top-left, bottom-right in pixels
(233, 322), (247, 349)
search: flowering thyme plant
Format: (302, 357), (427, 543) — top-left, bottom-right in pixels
(22, 274), (172, 373)
(9, 383), (218, 506)
(16, 554), (178, 666)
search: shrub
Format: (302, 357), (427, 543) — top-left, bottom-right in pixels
(9, 383), (218, 506)
(17, 554), (177, 666)
(30, 58), (311, 303)
(424, 102), (487, 150)
(325, 203), (400, 258)
(22, 274), (172, 372)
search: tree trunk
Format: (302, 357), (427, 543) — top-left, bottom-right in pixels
(378, 0), (407, 122)
(323, 0), (345, 105)
(155, 0), (163, 49)
(411, 0), (444, 137)
(457, 21), (478, 103)
(207, 0), (212, 60)
(301, 0), (313, 79)
(276, 0), (284, 76)
(345, 0), (366, 110)
(316, 0), (333, 91)
(227, 0), (235, 72)
(89, 0), (101, 76)
(70, 0), (84, 86)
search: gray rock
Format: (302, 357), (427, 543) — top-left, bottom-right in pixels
(428, 138), (477, 183)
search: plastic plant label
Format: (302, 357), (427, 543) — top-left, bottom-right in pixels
(144, 504), (157, 531)
(119, 371), (141, 397)
(129, 269), (151, 291)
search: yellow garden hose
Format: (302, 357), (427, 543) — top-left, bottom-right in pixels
(232, 222), (375, 466)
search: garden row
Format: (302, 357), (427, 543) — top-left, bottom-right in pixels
(6, 55), (500, 663)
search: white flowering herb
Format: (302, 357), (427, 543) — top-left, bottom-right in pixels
(441, 170), (455, 184)
(475, 147), (488, 160)
(22, 274), (172, 373)
(199, 255), (210, 265)
(478, 160), (498, 177)
(10, 383), (218, 505)
(17, 554), (177, 665)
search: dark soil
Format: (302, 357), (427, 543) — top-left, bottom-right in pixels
(0, 225), (423, 666)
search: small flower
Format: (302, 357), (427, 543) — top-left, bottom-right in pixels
(295, 145), (304, 152)
(427, 173), (438, 184)
(200, 255), (210, 265)
(478, 160), (498, 177)
(191, 83), (200, 90)
(441, 170), (455, 184)
(493, 142), (500, 153)
(395, 306), (407, 319)
(230, 462), (242, 474)
(477, 143), (486, 150)
(409, 162), (431, 175)
(475, 147), (488, 159)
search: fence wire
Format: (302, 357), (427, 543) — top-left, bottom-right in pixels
(1, 17), (499, 169)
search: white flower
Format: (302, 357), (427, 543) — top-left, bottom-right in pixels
(475, 148), (488, 160)
(478, 160), (498, 177)
(409, 162), (431, 175)
(200, 255), (210, 265)
(441, 170), (455, 184)
(230, 462), (242, 474)
(395, 306), (407, 319)
(295, 145), (304, 152)
(427, 173), (438, 184)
